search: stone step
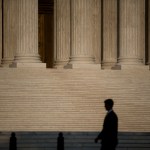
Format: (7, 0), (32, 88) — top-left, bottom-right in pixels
(0, 132), (150, 150)
(0, 68), (150, 131)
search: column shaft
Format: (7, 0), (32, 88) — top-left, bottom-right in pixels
(54, 0), (70, 68)
(12, 0), (45, 67)
(2, 0), (17, 67)
(148, 0), (150, 65)
(102, 0), (117, 69)
(92, 0), (101, 64)
(0, 0), (2, 65)
(119, 0), (145, 66)
(68, 0), (100, 69)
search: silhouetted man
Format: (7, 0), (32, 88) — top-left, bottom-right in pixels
(95, 99), (118, 150)
(57, 132), (64, 150)
(9, 132), (17, 150)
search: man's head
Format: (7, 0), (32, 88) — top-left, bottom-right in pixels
(104, 99), (114, 111)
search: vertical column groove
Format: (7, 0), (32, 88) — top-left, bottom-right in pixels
(119, 0), (145, 65)
(102, 0), (117, 69)
(2, 0), (17, 66)
(148, 0), (150, 66)
(14, 0), (41, 63)
(92, 0), (101, 64)
(69, 0), (95, 64)
(0, 0), (2, 65)
(54, 0), (70, 68)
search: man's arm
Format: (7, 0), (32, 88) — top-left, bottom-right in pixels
(95, 130), (103, 143)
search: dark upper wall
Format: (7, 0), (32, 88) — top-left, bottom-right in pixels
(39, 0), (54, 14)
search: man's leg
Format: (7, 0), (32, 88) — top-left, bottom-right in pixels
(101, 145), (116, 150)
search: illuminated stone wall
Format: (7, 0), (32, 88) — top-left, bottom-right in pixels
(0, 0), (149, 132)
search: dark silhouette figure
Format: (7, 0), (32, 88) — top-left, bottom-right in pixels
(95, 99), (118, 150)
(57, 132), (64, 150)
(9, 132), (17, 150)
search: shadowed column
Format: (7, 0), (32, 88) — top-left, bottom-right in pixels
(92, 0), (101, 65)
(2, 0), (17, 67)
(102, 0), (117, 69)
(66, 0), (100, 69)
(11, 0), (45, 68)
(54, 0), (70, 68)
(148, 0), (150, 66)
(0, 0), (2, 66)
(119, 0), (146, 69)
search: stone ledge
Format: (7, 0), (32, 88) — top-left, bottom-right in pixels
(64, 64), (101, 69)
(9, 62), (46, 68)
(120, 65), (149, 70)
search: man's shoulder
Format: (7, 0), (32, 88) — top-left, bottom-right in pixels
(109, 110), (118, 118)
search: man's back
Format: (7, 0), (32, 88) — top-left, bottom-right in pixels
(95, 99), (118, 150)
(102, 110), (118, 146)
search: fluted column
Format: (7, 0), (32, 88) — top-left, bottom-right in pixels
(92, 0), (101, 64)
(119, 0), (145, 67)
(102, 0), (117, 69)
(54, 0), (70, 68)
(2, 0), (17, 67)
(0, 0), (2, 66)
(11, 0), (45, 68)
(148, 0), (150, 66)
(67, 0), (100, 69)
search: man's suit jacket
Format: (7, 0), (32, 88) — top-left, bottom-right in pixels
(98, 110), (118, 147)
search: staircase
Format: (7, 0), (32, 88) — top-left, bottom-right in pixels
(0, 131), (150, 150)
(0, 68), (150, 132)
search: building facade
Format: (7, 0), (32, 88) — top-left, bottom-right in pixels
(0, 0), (150, 133)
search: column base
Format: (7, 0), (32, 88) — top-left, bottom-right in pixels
(117, 58), (150, 70)
(120, 64), (149, 70)
(101, 61), (117, 69)
(68, 56), (96, 64)
(64, 63), (101, 69)
(9, 62), (46, 68)
(1, 58), (14, 67)
(118, 57), (144, 65)
(64, 56), (101, 69)
(1, 63), (12, 68)
(54, 60), (68, 69)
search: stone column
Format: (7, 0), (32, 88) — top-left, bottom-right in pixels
(0, 0), (2, 66)
(11, 0), (45, 68)
(67, 0), (100, 69)
(102, 0), (117, 69)
(2, 0), (17, 67)
(92, 0), (101, 64)
(119, 0), (145, 68)
(54, 0), (70, 68)
(148, 0), (150, 66)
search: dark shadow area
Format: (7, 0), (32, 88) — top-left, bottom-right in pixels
(38, 0), (54, 68)
(145, 0), (149, 65)
(95, 99), (118, 150)
(9, 132), (17, 150)
(57, 132), (64, 150)
(0, 131), (149, 150)
(101, 0), (103, 62)
(117, 0), (120, 62)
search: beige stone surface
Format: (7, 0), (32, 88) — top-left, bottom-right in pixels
(54, 0), (70, 68)
(0, 68), (150, 132)
(92, 0), (101, 64)
(119, 0), (145, 66)
(13, 0), (42, 65)
(2, 0), (17, 66)
(0, 0), (2, 65)
(10, 62), (46, 68)
(102, 0), (117, 69)
(148, 0), (150, 65)
(0, 0), (150, 133)
(69, 0), (95, 66)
